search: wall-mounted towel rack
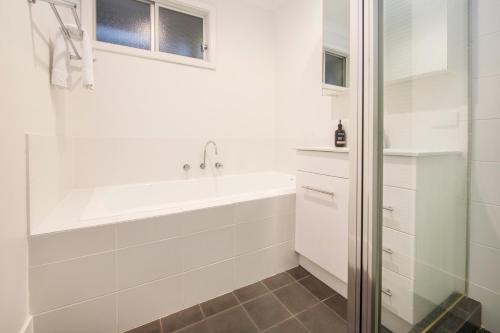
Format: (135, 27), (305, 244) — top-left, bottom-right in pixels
(28, 0), (84, 60)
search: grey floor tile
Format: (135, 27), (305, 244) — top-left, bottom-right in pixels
(243, 294), (291, 330)
(234, 282), (269, 303)
(297, 303), (347, 333)
(299, 275), (336, 300)
(263, 272), (294, 290)
(274, 282), (318, 314)
(125, 320), (162, 333)
(201, 293), (239, 317)
(324, 294), (347, 320)
(287, 266), (310, 280)
(206, 306), (258, 333)
(265, 318), (309, 333)
(162, 305), (204, 332)
(177, 320), (211, 333)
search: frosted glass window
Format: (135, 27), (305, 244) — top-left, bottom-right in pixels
(158, 7), (204, 59)
(324, 52), (347, 87)
(96, 0), (151, 50)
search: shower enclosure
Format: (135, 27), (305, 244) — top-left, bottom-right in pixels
(350, 0), (471, 332)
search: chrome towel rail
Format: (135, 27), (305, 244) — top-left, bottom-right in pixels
(28, 0), (84, 60)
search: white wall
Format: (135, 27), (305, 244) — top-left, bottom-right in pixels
(59, 0), (277, 187)
(469, 1), (500, 331)
(273, 0), (350, 174)
(0, 1), (64, 332)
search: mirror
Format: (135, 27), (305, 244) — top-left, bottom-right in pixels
(323, 0), (350, 94)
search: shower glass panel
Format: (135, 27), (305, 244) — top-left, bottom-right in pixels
(379, 0), (469, 331)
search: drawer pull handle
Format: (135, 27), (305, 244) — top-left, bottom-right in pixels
(302, 186), (335, 197)
(382, 289), (393, 297)
(383, 206), (394, 212)
(382, 248), (394, 255)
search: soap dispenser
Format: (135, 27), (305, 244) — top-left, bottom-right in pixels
(335, 120), (346, 147)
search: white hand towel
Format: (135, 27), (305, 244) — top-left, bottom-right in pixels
(51, 25), (95, 90)
(51, 28), (69, 88)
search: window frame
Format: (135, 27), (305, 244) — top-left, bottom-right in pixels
(322, 47), (349, 95)
(83, 0), (217, 70)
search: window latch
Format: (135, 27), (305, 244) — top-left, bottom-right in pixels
(201, 43), (208, 53)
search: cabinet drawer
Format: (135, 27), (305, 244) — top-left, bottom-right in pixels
(383, 186), (416, 235)
(382, 227), (415, 279)
(297, 151), (349, 178)
(295, 171), (349, 282)
(383, 156), (417, 189)
(382, 268), (415, 325)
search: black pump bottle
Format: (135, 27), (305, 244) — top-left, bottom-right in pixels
(335, 120), (346, 147)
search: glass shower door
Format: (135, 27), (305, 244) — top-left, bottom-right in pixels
(379, 0), (470, 331)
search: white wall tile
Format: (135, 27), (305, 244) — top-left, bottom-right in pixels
(472, 76), (500, 120)
(235, 219), (276, 255)
(470, 0), (500, 40)
(235, 195), (295, 222)
(33, 295), (116, 333)
(183, 259), (234, 308)
(235, 214), (295, 256)
(469, 283), (500, 332)
(117, 238), (182, 289)
(116, 214), (183, 248)
(472, 119), (500, 162)
(117, 275), (183, 333)
(471, 162), (500, 205)
(181, 206), (235, 236)
(30, 253), (116, 314)
(29, 225), (115, 266)
(469, 242), (500, 294)
(273, 241), (299, 274)
(470, 202), (500, 250)
(234, 247), (275, 289)
(472, 32), (500, 78)
(182, 226), (235, 271)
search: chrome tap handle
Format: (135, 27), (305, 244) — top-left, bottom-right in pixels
(215, 162), (223, 169)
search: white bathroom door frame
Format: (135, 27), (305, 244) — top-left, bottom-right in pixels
(347, 0), (383, 332)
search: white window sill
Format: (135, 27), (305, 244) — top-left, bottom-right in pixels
(93, 41), (216, 71)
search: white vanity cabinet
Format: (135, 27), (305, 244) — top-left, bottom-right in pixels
(294, 148), (349, 283)
(381, 151), (466, 330)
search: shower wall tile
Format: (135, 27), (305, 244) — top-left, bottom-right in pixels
(471, 162), (500, 205)
(117, 237), (183, 289)
(470, 0), (500, 39)
(32, 295), (117, 333)
(469, 242), (500, 294)
(117, 275), (183, 333)
(29, 225), (115, 267)
(472, 31), (500, 78)
(472, 76), (500, 120)
(469, 283), (500, 333)
(30, 252), (116, 313)
(470, 202), (500, 250)
(472, 119), (500, 162)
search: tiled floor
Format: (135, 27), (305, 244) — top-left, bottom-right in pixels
(126, 266), (348, 333)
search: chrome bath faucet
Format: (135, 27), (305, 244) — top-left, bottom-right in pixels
(200, 140), (223, 169)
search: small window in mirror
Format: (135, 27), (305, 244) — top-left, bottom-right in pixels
(323, 50), (347, 88)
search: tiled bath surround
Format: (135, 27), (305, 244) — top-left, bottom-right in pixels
(28, 195), (297, 333)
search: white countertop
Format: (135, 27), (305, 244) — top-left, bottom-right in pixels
(296, 146), (462, 157)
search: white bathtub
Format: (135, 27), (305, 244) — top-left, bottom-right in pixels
(33, 172), (296, 235)
(29, 172), (298, 333)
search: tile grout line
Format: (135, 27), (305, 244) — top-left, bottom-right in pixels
(268, 287), (313, 333)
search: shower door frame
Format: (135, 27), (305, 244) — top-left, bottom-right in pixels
(347, 0), (382, 332)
